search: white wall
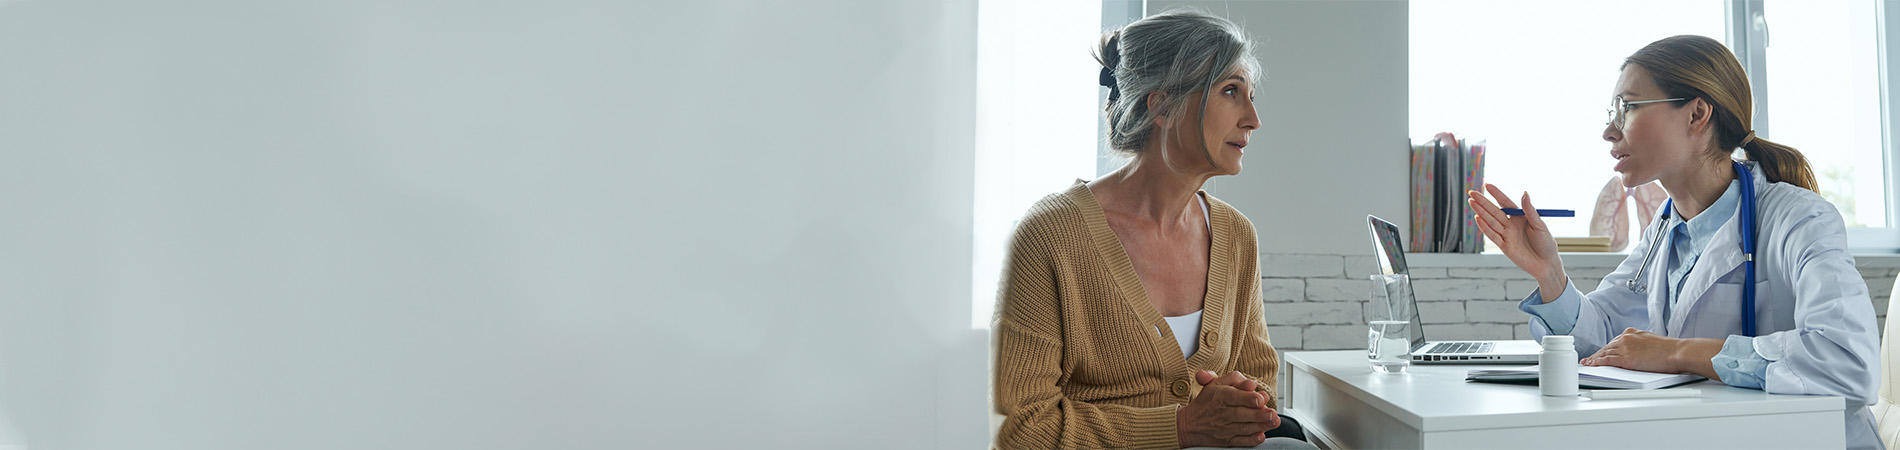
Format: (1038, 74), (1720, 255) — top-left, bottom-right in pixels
(0, 1), (984, 449)
(1153, 0), (1409, 255)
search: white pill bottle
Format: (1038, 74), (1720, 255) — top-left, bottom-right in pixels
(1540, 335), (1579, 397)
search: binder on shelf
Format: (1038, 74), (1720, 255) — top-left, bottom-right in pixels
(1463, 140), (1486, 252)
(1408, 133), (1486, 253)
(1409, 142), (1435, 252)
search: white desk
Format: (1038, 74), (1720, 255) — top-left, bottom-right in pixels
(1281, 351), (1844, 449)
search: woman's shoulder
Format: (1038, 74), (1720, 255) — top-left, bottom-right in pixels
(1755, 181), (1848, 238)
(1011, 184), (1095, 244)
(1202, 192), (1258, 236)
(1757, 181), (1841, 220)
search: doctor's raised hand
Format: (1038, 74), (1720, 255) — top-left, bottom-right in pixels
(1466, 185), (1567, 302)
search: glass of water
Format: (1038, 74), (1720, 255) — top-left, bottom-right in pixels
(1368, 274), (1415, 373)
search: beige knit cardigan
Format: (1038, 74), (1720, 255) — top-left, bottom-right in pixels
(992, 181), (1280, 450)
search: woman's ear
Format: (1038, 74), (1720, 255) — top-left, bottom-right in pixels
(1148, 92), (1173, 129)
(1687, 98), (1714, 135)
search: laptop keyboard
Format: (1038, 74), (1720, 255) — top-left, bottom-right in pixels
(1427, 342), (1494, 354)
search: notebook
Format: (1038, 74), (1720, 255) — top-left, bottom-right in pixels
(1367, 215), (1542, 364)
(1465, 365), (1706, 390)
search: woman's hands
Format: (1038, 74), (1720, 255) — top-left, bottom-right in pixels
(1467, 184), (1568, 302)
(1176, 370), (1279, 448)
(1196, 370), (1275, 412)
(1583, 328), (1724, 380)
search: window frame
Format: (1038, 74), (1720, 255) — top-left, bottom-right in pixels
(1866, 0), (1900, 250)
(1733, 0), (1900, 251)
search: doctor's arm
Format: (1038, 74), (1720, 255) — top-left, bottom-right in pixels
(1518, 224), (1662, 356)
(1475, 186), (1647, 355)
(1747, 208), (1879, 404)
(1572, 214), (1725, 373)
(1584, 207), (1878, 389)
(1582, 328), (1726, 379)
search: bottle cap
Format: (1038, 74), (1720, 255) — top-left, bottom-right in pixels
(1542, 335), (1574, 350)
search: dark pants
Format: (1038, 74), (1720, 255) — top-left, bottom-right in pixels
(1262, 414), (1307, 442)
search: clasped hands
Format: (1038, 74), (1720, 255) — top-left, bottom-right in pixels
(1176, 370), (1280, 448)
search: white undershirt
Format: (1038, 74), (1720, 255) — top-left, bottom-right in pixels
(1164, 310), (1204, 359)
(1157, 194), (1213, 359)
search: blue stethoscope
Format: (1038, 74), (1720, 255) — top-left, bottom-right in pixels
(1623, 161), (1758, 337)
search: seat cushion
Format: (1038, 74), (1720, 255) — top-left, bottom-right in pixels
(1876, 279), (1900, 449)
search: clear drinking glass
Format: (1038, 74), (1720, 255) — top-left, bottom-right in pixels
(1368, 274), (1415, 373)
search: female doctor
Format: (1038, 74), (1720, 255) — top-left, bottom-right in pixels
(1468, 35), (1882, 449)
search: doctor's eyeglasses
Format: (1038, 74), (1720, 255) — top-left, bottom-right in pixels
(1605, 97), (1689, 130)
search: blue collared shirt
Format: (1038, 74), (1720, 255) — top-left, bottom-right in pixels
(1518, 178), (1768, 388)
(1663, 179), (1742, 325)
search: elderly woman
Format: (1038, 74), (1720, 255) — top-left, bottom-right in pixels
(991, 9), (1310, 450)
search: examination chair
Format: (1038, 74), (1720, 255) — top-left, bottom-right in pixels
(1874, 278), (1900, 449)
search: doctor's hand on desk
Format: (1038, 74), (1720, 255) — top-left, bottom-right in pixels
(1468, 185), (1569, 302)
(1177, 370), (1279, 448)
(1582, 328), (1725, 380)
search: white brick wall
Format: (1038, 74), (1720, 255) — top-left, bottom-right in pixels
(1260, 252), (1900, 351)
(1261, 303), (1359, 325)
(1304, 279), (1367, 302)
(1259, 278), (1303, 302)
(1266, 325), (1303, 349)
(1261, 254), (1345, 278)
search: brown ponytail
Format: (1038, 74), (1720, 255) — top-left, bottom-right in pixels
(1740, 137), (1819, 192)
(1625, 35), (1818, 192)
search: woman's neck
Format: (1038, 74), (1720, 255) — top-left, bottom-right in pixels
(1090, 156), (1211, 227)
(1661, 158), (1736, 221)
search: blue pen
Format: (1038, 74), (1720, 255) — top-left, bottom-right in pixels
(1500, 208), (1575, 217)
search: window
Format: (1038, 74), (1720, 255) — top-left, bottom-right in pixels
(973, 0), (1102, 328)
(1410, 0), (1728, 241)
(1413, 1), (1900, 251)
(1755, 0), (1893, 247)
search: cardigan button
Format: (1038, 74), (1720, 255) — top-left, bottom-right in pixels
(1201, 330), (1217, 346)
(1171, 379), (1190, 397)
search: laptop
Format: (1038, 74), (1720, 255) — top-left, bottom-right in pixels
(1366, 215), (1541, 364)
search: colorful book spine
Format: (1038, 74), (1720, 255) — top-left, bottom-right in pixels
(1465, 140), (1486, 253)
(1409, 140), (1435, 252)
(1434, 132), (1461, 253)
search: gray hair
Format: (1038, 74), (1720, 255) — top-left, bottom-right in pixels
(1096, 8), (1260, 155)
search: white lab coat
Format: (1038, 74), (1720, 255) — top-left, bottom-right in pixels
(1529, 161), (1883, 449)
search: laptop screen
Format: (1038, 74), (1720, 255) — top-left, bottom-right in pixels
(1366, 215), (1428, 351)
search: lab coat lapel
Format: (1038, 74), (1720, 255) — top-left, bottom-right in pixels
(1664, 162), (1766, 337)
(1645, 228), (1676, 335)
(1667, 213), (1745, 337)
